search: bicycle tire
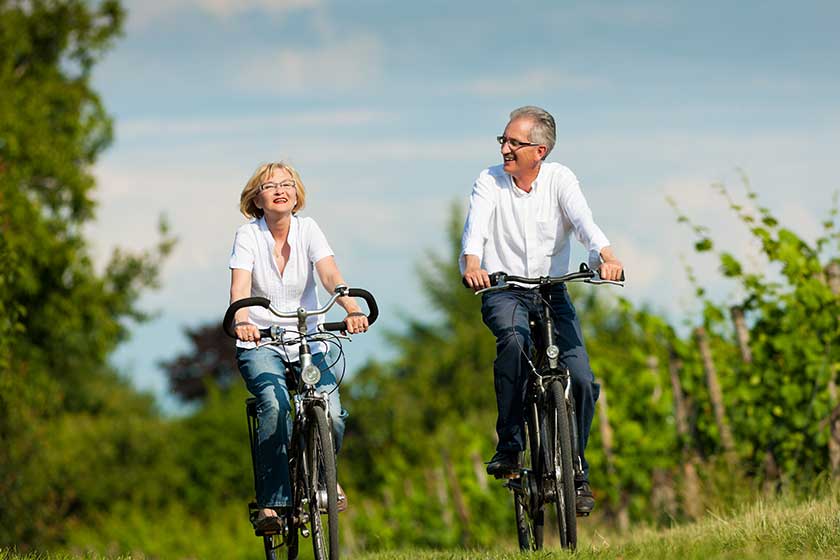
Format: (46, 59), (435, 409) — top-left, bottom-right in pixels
(306, 405), (339, 560)
(514, 403), (544, 550)
(546, 380), (577, 549)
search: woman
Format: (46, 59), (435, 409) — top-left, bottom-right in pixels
(229, 161), (368, 532)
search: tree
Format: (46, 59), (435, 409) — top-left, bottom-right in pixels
(0, 0), (174, 546)
(160, 323), (239, 402)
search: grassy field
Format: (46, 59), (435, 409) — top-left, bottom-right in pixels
(3, 485), (839, 560)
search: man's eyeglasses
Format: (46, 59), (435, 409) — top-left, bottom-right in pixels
(497, 136), (540, 149)
(258, 180), (296, 193)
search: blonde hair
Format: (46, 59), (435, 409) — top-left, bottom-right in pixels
(239, 162), (307, 219)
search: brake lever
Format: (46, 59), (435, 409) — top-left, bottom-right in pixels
(474, 283), (510, 296)
(311, 331), (352, 342)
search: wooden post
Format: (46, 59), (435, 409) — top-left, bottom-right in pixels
(648, 355), (663, 403)
(471, 451), (488, 492)
(826, 262), (840, 477)
(669, 349), (703, 519)
(651, 468), (677, 520)
(598, 383), (629, 530)
(426, 467), (453, 526)
(695, 326), (737, 464)
(730, 306), (753, 364)
(442, 450), (472, 546)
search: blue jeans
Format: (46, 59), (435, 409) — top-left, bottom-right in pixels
(237, 346), (348, 508)
(481, 284), (600, 480)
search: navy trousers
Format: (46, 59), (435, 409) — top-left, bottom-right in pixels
(481, 284), (600, 480)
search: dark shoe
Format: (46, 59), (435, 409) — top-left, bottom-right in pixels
(575, 480), (595, 515)
(485, 451), (520, 477)
(253, 510), (284, 535)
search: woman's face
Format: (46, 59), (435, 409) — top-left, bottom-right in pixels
(255, 168), (297, 215)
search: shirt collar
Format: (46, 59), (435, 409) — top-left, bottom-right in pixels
(257, 215), (296, 246)
(508, 164), (543, 196)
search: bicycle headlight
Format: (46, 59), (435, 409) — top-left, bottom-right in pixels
(301, 364), (322, 386)
(546, 345), (560, 360)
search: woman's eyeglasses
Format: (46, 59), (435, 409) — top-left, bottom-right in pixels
(258, 180), (296, 193)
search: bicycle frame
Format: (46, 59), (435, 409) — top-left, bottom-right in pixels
(529, 285), (584, 482)
(226, 285), (379, 560)
(477, 263), (624, 550)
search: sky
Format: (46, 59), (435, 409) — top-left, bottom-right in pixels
(86, 0), (840, 410)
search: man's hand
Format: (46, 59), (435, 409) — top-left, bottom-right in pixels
(598, 246), (624, 281)
(463, 254), (491, 291)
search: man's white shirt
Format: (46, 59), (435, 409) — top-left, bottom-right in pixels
(460, 162), (609, 278)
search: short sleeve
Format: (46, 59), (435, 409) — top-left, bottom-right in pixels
(229, 225), (256, 271)
(305, 218), (334, 264)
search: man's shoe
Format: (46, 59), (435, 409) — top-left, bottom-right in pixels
(575, 480), (595, 515)
(253, 510), (284, 535)
(485, 451), (520, 477)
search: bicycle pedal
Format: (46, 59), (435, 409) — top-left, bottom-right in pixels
(576, 511), (591, 517)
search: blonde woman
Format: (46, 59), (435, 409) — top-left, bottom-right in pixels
(229, 162), (366, 531)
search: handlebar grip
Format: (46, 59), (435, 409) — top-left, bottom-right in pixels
(222, 297), (270, 338)
(322, 288), (380, 332)
(488, 272), (506, 287)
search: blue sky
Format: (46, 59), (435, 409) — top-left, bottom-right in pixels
(86, 0), (840, 410)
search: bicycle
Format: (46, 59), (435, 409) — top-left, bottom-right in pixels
(223, 285), (379, 560)
(474, 263), (623, 551)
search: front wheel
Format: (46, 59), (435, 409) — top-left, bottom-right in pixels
(305, 405), (339, 560)
(514, 403), (544, 550)
(546, 380), (577, 549)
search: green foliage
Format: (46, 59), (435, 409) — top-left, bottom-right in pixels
(0, 0), (175, 548)
(672, 179), (840, 480)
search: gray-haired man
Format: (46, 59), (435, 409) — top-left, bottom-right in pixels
(461, 106), (623, 514)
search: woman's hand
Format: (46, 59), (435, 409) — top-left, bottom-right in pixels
(344, 312), (369, 334)
(235, 321), (261, 343)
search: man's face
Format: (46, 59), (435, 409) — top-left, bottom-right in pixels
(500, 117), (545, 177)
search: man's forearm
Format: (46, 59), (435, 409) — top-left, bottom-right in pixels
(463, 254), (482, 271)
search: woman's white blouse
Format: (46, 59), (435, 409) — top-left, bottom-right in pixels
(230, 215), (334, 361)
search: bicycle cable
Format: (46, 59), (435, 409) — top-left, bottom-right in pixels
(509, 297), (541, 378)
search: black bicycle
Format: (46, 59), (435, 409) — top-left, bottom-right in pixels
(475, 263), (623, 551)
(223, 285), (378, 560)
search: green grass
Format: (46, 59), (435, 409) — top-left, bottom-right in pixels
(355, 485), (840, 560)
(3, 485), (839, 560)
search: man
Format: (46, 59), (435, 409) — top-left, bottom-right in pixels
(460, 106), (623, 514)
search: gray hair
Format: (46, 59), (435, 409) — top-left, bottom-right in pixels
(509, 105), (556, 159)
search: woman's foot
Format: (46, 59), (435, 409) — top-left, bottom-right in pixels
(337, 483), (348, 513)
(318, 484), (349, 513)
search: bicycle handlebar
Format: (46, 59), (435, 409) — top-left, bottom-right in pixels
(222, 287), (379, 339)
(322, 288), (379, 331)
(466, 263), (625, 295)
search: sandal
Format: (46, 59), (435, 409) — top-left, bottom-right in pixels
(337, 483), (348, 513)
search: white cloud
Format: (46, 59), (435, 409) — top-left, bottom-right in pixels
(463, 69), (603, 96)
(235, 35), (384, 94)
(125, 0), (319, 28)
(118, 110), (392, 140)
